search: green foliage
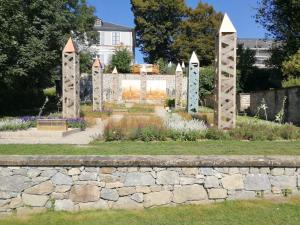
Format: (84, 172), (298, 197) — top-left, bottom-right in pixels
(237, 45), (256, 92)
(172, 3), (223, 66)
(131, 0), (187, 63)
(80, 52), (93, 74)
(256, 0), (300, 68)
(165, 99), (175, 108)
(199, 66), (214, 97)
(205, 128), (229, 140)
(282, 77), (300, 88)
(0, 0), (96, 115)
(43, 88), (56, 98)
(110, 48), (132, 73)
(282, 48), (300, 78)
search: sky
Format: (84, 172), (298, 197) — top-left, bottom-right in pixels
(87, 0), (267, 63)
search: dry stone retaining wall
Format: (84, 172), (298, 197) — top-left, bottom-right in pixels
(0, 156), (299, 216)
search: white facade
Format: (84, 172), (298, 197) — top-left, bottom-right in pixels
(89, 19), (135, 66)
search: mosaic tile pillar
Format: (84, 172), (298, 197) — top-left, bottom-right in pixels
(187, 52), (200, 113)
(214, 14), (237, 129)
(62, 37), (80, 118)
(92, 58), (103, 111)
(175, 63), (183, 109)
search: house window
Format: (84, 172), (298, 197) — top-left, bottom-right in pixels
(112, 32), (120, 45)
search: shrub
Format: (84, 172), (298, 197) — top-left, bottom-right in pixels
(67, 118), (87, 131)
(165, 99), (175, 108)
(0, 118), (32, 131)
(278, 124), (300, 140)
(205, 128), (228, 140)
(110, 48), (132, 73)
(282, 77), (300, 88)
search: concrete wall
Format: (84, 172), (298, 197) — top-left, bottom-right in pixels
(81, 74), (188, 104)
(249, 87), (300, 125)
(0, 156), (300, 216)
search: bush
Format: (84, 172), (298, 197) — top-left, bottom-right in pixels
(278, 124), (300, 140)
(110, 48), (132, 73)
(165, 99), (175, 108)
(205, 128), (228, 140)
(282, 77), (300, 88)
(0, 118), (32, 131)
(67, 118), (87, 131)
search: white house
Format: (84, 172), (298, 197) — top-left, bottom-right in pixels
(89, 18), (135, 66)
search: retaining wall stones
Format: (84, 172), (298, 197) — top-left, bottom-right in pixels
(0, 156), (299, 216)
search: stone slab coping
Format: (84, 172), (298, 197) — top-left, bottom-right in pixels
(0, 156), (300, 167)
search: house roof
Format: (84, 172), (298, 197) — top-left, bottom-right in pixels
(94, 19), (133, 32)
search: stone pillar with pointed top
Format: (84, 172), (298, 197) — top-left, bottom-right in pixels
(92, 58), (103, 111)
(187, 52), (200, 113)
(111, 67), (119, 103)
(140, 65), (147, 103)
(175, 63), (183, 109)
(214, 13), (237, 129)
(62, 37), (80, 118)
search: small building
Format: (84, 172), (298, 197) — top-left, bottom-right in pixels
(89, 18), (135, 66)
(238, 38), (276, 69)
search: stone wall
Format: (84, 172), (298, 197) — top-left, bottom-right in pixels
(80, 74), (188, 104)
(0, 156), (300, 216)
(249, 87), (300, 125)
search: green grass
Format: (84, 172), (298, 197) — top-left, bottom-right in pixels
(2, 198), (300, 225)
(0, 140), (300, 155)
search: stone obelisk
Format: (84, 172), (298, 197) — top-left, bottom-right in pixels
(140, 65), (147, 103)
(175, 63), (183, 109)
(62, 37), (80, 118)
(92, 58), (103, 112)
(187, 52), (200, 113)
(214, 13), (237, 129)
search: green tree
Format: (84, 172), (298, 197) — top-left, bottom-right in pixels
(0, 0), (96, 115)
(237, 44), (256, 92)
(131, 0), (187, 63)
(172, 2), (223, 66)
(80, 52), (93, 74)
(256, 0), (300, 67)
(282, 48), (300, 78)
(110, 48), (132, 73)
(199, 66), (215, 97)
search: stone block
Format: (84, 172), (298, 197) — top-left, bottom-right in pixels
(182, 168), (198, 176)
(68, 168), (81, 176)
(40, 169), (57, 178)
(150, 185), (162, 192)
(27, 168), (41, 178)
(136, 186), (151, 194)
(55, 185), (71, 193)
(200, 168), (214, 176)
(180, 177), (198, 185)
(0, 192), (17, 199)
(118, 187), (136, 196)
(157, 171), (180, 185)
(222, 174), (244, 190)
(9, 196), (23, 209)
(55, 199), (74, 211)
(285, 168), (296, 176)
(51, 172), (73, 186)
(78, 200), (108, 210)
(112, 197), (143, 209)
(79, 172), (98, 181)
(70, 185), (100, 203)
(99, 167), (116, 174)
(0, 175), (30, 192)
(24, 181), (54, 195)
(228, 191), (256, 200)
(204, 176), (219, 188)
(244, 174), (271, 191)
(260, 168), (270, 174)
(228, 168), (239, 174)
(106, 182), (124, 189)
(131, 193), (143, 203)
(208, 189), (227, 199)
(239, 168), (249, 175)
(22, 193), (49, 207)
(144, 191), (172, 208)
(101, 188), (119, 201)
(173, 185), (207, 203)
(249, 168), (259, 174)
(270, 176), (297, 189)
(271, 168), (284, 176)
(124, 172), (155, 186)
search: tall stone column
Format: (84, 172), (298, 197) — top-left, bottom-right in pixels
(175, 63), (183, 109)
(140, 65), (147, 103)
(92, 58), (103, 111)
(214, 14), (237, 129)
(187, 52), (200, 113)
(62, 37), (80, 118)
(112, 67), (119, 103)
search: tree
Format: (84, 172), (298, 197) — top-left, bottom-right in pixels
(237, 44), (256, 92)
(80, 52), (93, 74)
(110, 48), (132, 73)
(0, 0), (96, 115)
(172, 2), (223, 66)
(255, 0), (300, 66)
(131, 0), (187, 63)
(282, 48), (300, 78)
(199, 66), (214, 97)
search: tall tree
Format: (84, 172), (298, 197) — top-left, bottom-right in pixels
(256, 0), (300, 67)
(172, 2), (223, 66)
(0, 0), (96, 114)
(131, 0), (187, 63)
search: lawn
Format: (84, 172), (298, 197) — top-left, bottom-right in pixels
(2, 198), (300, 225)
(0, 140), (300, 155)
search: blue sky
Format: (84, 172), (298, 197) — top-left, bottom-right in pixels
(87, 0), (267, 63)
